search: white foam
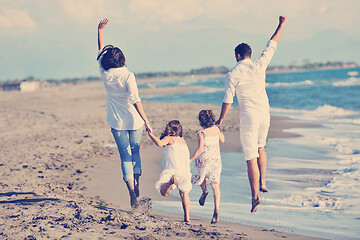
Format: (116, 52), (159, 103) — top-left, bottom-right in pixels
(266, 80), (314, 87)
(306, 105), (359, 119)
(271, 105), (360, 123)
(332, 77), (360, 86)
(280, 193), (341, 209)
(197, 88), (223, 94)
(347, 71), (358, 76)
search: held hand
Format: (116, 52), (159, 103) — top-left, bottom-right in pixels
(145, 122), (153, 134)
(279, 16), (287, 25)
(98, 18), (109, 31)
(215, 119), (223, 127)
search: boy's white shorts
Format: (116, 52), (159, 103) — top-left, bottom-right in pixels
(239, 115), (270, 161)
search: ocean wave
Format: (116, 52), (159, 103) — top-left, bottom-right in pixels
(307, 105), (359, 119)
(320, 137), (355, 154)
(196, 88), (223, 94)
(280, 193), (341, 210)
(279, 154), (359, 213)
(272, 105), (360, 122)
(347, 71), (358, 76)
(332, 77), (360, 86)
(266, 80), (314, 87)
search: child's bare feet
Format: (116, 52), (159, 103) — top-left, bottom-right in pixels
(199, 190), (209, 206)
(211, 210), (219, 224)
(259, 185), (268, 193)
(170, 175), (179, 187)
(251, 197), (262, 213)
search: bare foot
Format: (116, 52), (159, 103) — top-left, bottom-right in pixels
(184, 219), (191, 224)
(130, 192), (138, 209)
(251, 197), (262, 213)
(134, 180), (140, 197)
(211, 210), (219, 224)
(260, 185), (268, 193)
(198, 190), (209, 206)
(170, 175), (179, 187)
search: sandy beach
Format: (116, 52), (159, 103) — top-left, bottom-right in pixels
(0, 80), (324, 239)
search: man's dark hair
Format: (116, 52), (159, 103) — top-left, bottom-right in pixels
(234, 43), (252, 59)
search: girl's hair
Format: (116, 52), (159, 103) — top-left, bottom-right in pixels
(97, 45), (126, 70)
(198, 109), (216, 128)
(160, 120), (183, 140)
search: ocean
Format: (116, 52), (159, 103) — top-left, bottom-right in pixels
(140, 67), (360, 240)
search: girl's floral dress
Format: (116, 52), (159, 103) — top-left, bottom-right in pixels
(191, 127), (222, 185)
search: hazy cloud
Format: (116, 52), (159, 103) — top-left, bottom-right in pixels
(1, 0), (360, 80)
(128, 0), (245, 24)
(59, 0), (105, 23)
(0, 8), (37, 29)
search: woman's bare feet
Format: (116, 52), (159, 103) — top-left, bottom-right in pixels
(130, 192), (138, 209)
(199, 190), (209, 206)
(134, 179), (140, 197)
(211, 210), (219, 224)
(251, 197), (262, 213)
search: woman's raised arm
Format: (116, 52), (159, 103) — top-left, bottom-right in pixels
(98, 18), (109, 51)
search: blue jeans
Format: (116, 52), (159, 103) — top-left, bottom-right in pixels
(111, 126), (143, 181)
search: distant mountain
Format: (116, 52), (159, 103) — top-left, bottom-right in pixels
(126, 28), (359, 73)
(274, 29), (360, 66)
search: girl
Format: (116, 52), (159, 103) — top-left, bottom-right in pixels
(148, 120), (192, 223)
(190, 110), (225, 224)
(97, 18), (152, 208)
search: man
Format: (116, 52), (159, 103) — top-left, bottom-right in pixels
(216, 16), (287, 213)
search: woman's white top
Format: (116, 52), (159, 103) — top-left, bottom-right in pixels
(98, 57), (144, 130)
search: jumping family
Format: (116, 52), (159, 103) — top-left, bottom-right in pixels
(97, 15), (287, 223)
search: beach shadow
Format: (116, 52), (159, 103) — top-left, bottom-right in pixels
(0, 198), (60, 204)
(0, 192), (38, 197)
(0, 191), (60, 204)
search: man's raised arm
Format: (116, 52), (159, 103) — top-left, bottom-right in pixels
(270, 16), (287, 43)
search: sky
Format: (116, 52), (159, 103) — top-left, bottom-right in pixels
(0, 0), (360, 81)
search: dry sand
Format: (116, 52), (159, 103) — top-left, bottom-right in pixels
(0, 81), (323, 239)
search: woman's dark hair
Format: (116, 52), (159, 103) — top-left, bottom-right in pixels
(198, 109), (215, 128)
(160, 120), (183, 140)
(234, 43), (252, 59)
(97, 45), (126, 70)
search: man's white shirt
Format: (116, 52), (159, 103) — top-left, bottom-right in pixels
(223, 40), (277, 122)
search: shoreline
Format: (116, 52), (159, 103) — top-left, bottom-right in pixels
(0, 81), (324, 239)
(135, 65), (359, 83)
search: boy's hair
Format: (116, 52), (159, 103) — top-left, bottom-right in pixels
(97, 45), (126, 70)
(234, 43), (252, 59)
(198, 109), (215, 128)
(160, 120), (183, 140)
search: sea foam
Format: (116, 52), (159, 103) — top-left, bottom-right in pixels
(332, 77), (360, 86)
(266, 80), (314, 87)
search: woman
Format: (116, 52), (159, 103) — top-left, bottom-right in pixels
(97, 18), (152, 208)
